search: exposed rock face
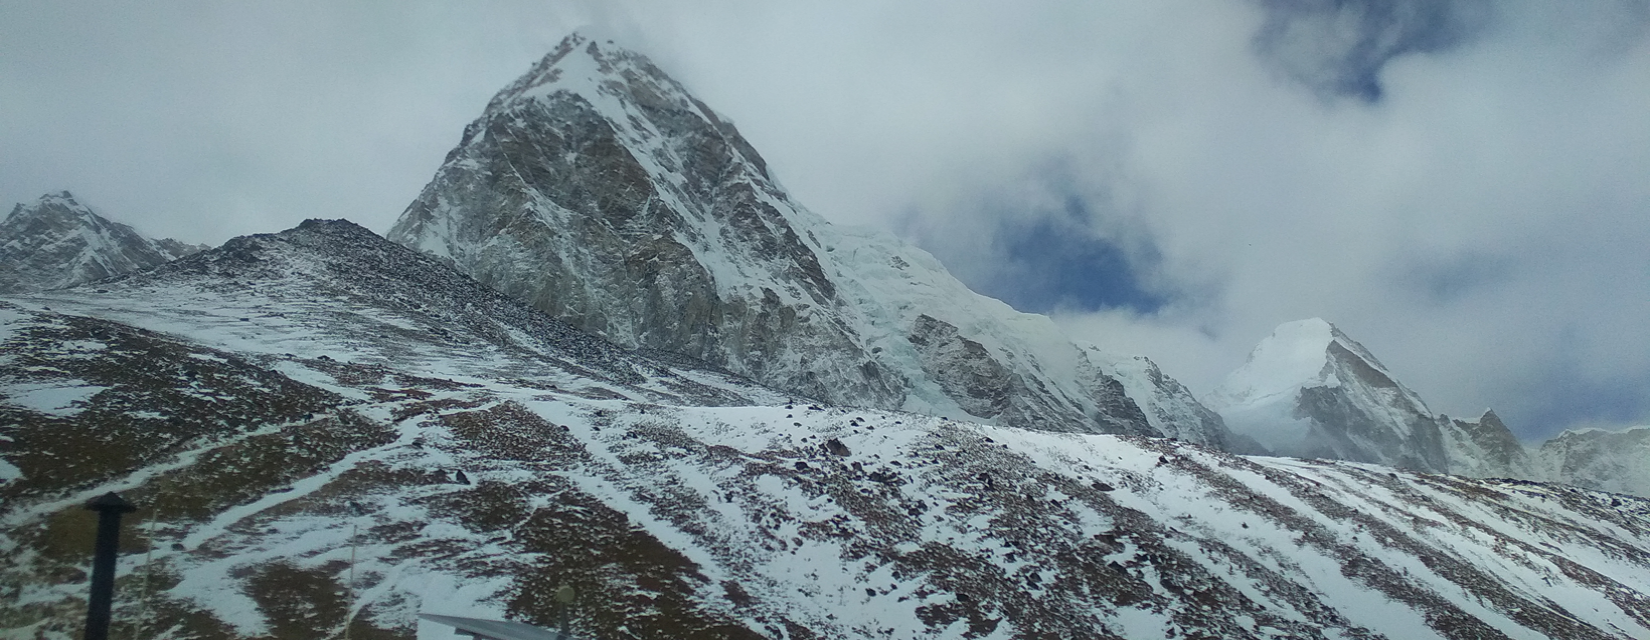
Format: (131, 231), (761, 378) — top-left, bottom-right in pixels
(0, 191), (206, 293)
(907, 314), (1014, 419)
(1101, 350), (1270, 453)
(1442, 409), (1534, 478)
(390, 33), (897, 410)
(389, 33), (1235, 442)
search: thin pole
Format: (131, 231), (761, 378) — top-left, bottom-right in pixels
(84, 493), (136, 640)
(343, 523), (357, 640)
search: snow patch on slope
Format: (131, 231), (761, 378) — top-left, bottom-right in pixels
(1211, 318), (1338, 407)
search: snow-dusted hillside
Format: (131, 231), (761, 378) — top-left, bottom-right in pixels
(1210, 318), (1650, 497)
(4, 221), (1650, 640)
(0, 192), (205, 294)
(386, 33), (1243, 449)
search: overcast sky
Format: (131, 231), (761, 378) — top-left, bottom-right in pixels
(4, 1), (1648, 442)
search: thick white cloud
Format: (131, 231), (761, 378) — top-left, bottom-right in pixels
(1082, 2), (1650, 438)
(3, 1), (1646, 440)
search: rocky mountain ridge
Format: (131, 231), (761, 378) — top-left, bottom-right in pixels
(2, 220), (1648, 640)
(1209, 318), (1650, 496)
(0, 191), (206, 294)
(386, 32), (1247, 450)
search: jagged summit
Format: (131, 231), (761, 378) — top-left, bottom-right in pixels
(19, 191), (81, 212)
(482, 31), (660, 110)
(1209, 318), (1449, 470)
(389, 33), (1244, 445)
(1211, 318), (1337, 405)
(1210, 319), (1650, 495)
(1210, 318), (1410, 408)
(0, 191), (205, 293)
(1443, 408), (1533, 479)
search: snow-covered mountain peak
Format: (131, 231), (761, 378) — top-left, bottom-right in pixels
(1211, 317), (1338, 406)
(7, 191), (112, 237)
(388, 33), (1247, 445)
(1212, 321), (1650, 492)
(1211, 318), (1419, 410)
(471, 32), (769, 183)
(1209, 319), (1450, 470)
(25, 190), (89, 215)
(487, 33), (670, 109)
(0, 191), (205, 294)
(1536, 425), (1650, 496)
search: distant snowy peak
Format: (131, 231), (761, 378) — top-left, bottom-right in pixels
(1211, 320), (1650, 495)
(0, 191), (206, 293)
(1211, 317), (1340, 405)
(1210, 318), (1422, 411)
(1210, 318), (1450, 471)
(1441, 409), (1533, 479)
(1536, 425), (1650, 496)
(389, 33), (1243, 444)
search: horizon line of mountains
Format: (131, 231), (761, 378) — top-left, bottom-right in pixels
(4, 31), (1650, 640)
(6, 142), (1644, 496)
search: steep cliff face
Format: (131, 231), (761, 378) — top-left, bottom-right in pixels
(388, 33), (1233, 442)
(0, 191), (206, 293)
(1099, 349), (1269, 453)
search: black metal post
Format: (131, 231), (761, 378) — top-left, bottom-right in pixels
(84, 492), (136, 640)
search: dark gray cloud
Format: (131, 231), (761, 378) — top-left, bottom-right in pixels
(1252, 0), (1490, 101)
(897, 165), (1171, 315)
(985, 214), (1168, 314)
(1519, 343), (1650, 437)
(1391, 249), (1516, 306)
(4, 1), (1649, 441)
